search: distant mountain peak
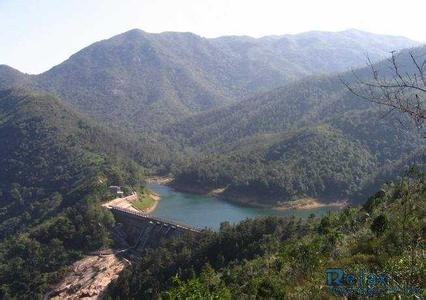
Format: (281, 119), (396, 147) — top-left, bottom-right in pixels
(341, 28), (368, 33)
(122, 28), (146, 36)
(0, 28), (420, 131)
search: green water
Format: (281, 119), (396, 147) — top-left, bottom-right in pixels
(148, 184), (338, 230)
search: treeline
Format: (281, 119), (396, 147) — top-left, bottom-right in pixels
(172, 121), (422, 205)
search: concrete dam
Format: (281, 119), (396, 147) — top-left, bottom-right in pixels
(110, 206), (201, 253)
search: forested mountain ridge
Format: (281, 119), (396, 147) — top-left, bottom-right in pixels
(164, 46), (426, 148)
(0, 88), (145, 297)
(0, 32), (421, 207)
(0, 88), (148, 237)
(212, 28), (418, 82)
(0, 29), (418, 131)
(0, 65), (33, 89)
(167, 46), (426, 205)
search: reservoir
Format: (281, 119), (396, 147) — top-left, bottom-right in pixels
(148, 183), (338, 230)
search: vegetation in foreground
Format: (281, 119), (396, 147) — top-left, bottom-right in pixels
(108, 170), (425, 299)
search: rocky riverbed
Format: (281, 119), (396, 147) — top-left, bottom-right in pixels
(48, 251), (129, 299)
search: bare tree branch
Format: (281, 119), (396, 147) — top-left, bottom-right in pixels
(342, 50), (425, 131)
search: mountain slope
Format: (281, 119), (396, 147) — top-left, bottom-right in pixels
(167, 46), (425, 205)
(0, 88), (147, 237)
(0, 29), (418, 131)
(0, 65), (33, 89)
(212, 29), (418, 82)
(0, 88), (146, 296)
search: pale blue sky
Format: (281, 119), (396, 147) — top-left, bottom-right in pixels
(1, 0), (425, 74)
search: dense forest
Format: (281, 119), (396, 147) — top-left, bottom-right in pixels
(0, 89), (146, 297)
(167, 47), (425, 205)
(0, 34), (422, 207)
(108, 172), (425, 298)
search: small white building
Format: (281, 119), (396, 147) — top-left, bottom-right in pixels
(109, 186), (124, 198)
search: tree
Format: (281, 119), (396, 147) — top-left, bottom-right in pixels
(371, 214), (388, 236)
(343, 50), (425, 134)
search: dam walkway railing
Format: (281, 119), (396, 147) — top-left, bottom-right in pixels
(110, 206), (201, 233)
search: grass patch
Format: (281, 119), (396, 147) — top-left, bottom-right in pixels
(132, 187), (156, 211)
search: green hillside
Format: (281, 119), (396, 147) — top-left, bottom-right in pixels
(0, 89), (145, 297)
(168, 47), (425, 205)
(0, 28), (423, 298)
(0, 29), (417, 131)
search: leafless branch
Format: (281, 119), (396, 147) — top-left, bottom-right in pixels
(342, 50), (425, 131)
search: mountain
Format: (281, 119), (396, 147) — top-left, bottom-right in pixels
(0, 88), (145, 296)
(0, 31), (421, 206)
(0, 29), (423, 298)
(0, 29), (418, 131)
(0, 88), (148, 237)
(0, 65), (33, 89)
(166, 46), (426, 205)
(211, 28), (418, 82)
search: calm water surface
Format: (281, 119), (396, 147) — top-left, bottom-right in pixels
(148, 184), (338, 230)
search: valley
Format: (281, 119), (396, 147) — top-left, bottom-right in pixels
(0, 25), (424, 299)
(149, 183), (341, 230)
(168, 178), (346, 210)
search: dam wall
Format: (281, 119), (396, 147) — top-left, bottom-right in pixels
(110, 206), (200, 252)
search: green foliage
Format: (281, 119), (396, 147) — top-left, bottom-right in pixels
(132, 187), (156, 211)
(0, 33), (423, 299)
(172, 121), (422, 205)
(0, 200), (115, 297)
(370, 214), (388, 236)
(168, 49), (425, 206)
(162, 265), (231, 300)
(0, 32), (424, 208)
(109, 175), (425, 298)
(0, 89), (145, 297)
(1, 30), (416, 132)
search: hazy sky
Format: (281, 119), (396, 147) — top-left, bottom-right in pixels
(1, 0), (425, 74)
